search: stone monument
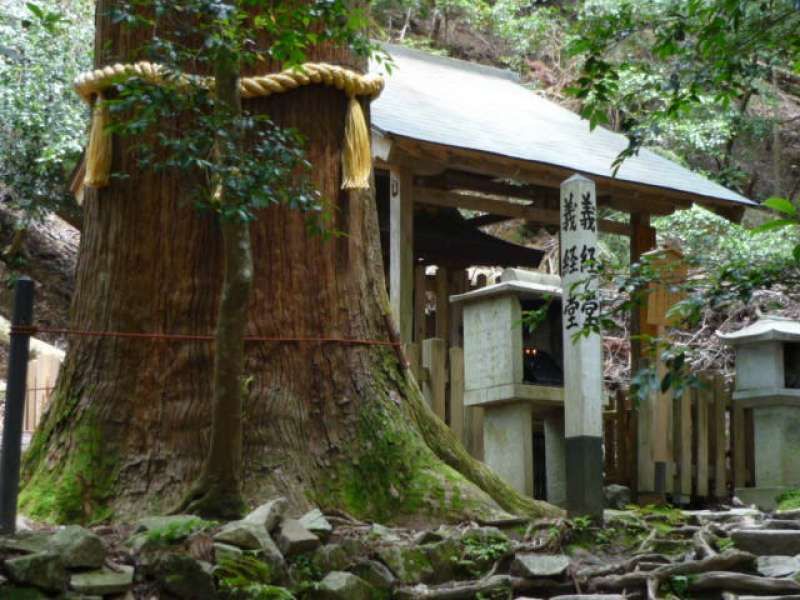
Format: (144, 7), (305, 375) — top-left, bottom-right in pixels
(451, 268), (567, 505)
(719, 318), (800, 509)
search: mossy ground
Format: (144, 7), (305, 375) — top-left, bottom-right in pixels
(777, 488), (800, 511)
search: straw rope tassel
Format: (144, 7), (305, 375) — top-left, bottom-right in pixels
(84, 93), (113, 188)
(75, 62), (384, 191)
(341, 95), (372, 190)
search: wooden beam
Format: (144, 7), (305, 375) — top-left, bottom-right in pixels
(467, 214), (515, 228)
(393, 135), (746, 218)
(415, 170), (559, 206)
(390, 167), (414, 343)
(416, 187), (630, 236)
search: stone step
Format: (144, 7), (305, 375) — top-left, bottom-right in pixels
(551, 596), (626, 600)
(731, 529), (800, 556)
(764, 519), (800, 530)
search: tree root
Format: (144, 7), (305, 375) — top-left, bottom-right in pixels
(592, 549), (756, 593)
(686, 572), (800, 595)
(395, 575), (513, 599)
(172, 478), (245, 520)
(403, 372), (563, 519)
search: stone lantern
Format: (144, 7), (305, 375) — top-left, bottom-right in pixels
(719, 318), (800, 509)
(451, 268), (567, 505)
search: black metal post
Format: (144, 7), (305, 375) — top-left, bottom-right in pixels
(0, 277), (34, 534)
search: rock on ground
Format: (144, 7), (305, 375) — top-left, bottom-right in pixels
(274, 518), (320, 557)
(316, 571), (375, 600)
(243, 497), (288, 531)
(50, 525), (105, 569)
(70, 565), (134, 596)
(512, 553), (571, 577)
(4, 552), (66, 593)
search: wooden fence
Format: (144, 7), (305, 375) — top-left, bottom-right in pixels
(407, 340), (484, 460)
(409, 340), (748, 507)
(605, 376), (751, 505)
(22, 354), (61, 433)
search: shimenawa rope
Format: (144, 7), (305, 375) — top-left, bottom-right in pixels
(74, 61), (385, 191)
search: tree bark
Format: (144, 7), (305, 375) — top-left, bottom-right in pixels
(20, 1), (561, 524)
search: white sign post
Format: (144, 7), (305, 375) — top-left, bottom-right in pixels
(560, 174), (604, 518)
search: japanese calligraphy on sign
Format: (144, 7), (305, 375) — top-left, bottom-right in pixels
(560, 178), (600, 331)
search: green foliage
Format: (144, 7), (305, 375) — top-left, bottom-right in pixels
(144, 516), (213, 546)
(667, 574), (690, 600)
(216, 555), (295, 600)
(776, 488), (800, 511)
(654, 206), (798, 269)
(567, 0), (800, 180)
(458, 529), (510, 576)
(0, 0), (91, 221)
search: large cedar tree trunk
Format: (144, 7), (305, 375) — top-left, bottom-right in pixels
(20, 2), (560, 524)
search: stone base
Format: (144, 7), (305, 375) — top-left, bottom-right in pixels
(565, 436), (604, 518)
(736, 486), (792, 511)
(483, 402), (533, 496)
(543, 414), (566, 507)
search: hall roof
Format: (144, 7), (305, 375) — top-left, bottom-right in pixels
(369, 44), (756, 212)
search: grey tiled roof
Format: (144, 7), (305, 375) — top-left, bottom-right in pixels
(370, 44), (755, 207)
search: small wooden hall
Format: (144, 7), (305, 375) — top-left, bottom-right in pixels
(368, 44), (756, 506)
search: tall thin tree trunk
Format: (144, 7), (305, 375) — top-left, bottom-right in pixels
(178, 45), (251, 519)
(20, 1), (560, 524)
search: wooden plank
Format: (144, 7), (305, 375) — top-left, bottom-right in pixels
(448, 269), (467, 348)
(631, 213), (658, 496)
(24, 358), (40, 433)
(733, 402), (746, 490)
(414, 265), (427, 343)
(390, 167), (414, 343)
(435, 267), (449, 340)
(696, 385), (710, 498)
(422, 338), (447, 421)
(405, 343), (421, 388)
(614, 389), (629, 486)
(745, 408), (755, 487)
(24, 354), (61, 433)
(449, 347), (465, 445)
(465, 406), (484, 460)
(416, 187), (631, 235)
(677, 388), (693, 502)
(713, 376), (728, 499)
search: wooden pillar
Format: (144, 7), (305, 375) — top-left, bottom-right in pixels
(713, 376), (728, 499)
(390, 168), (414, 343)
(414, 265), (427, 343)
(449, 346), (465, 445)
(561, 174), (604, 518)
(733, 402), (747, 490)
(422, 338), (447, 421)
(675, 387), (693, 503)
(696, 384), (710, 498)
(435, 266), (449, 340)
(630, 212), (658, 498)
(448, 270), (467, 348)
